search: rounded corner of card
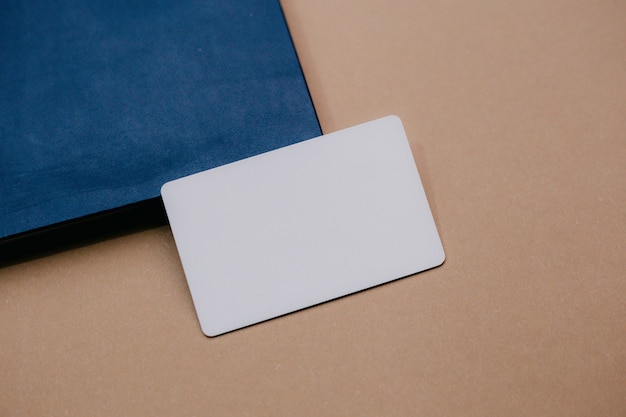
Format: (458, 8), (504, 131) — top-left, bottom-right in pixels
(433, 247), (446, 268)
(385, 114), (402, 125)
(160, 180), (174, 200)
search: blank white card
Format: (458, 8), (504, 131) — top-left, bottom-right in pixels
(161, 116), (445, 336)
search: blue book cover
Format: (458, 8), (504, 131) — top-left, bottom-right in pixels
(0, 0), (321, 251)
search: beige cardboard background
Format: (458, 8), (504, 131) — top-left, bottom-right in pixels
(1, 0), (625, 415)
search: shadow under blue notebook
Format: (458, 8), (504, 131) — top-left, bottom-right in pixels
(0, 0), (320, 258)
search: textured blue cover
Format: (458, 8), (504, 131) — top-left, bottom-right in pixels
(0, 0), (320, 240)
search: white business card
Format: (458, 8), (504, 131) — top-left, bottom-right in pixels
(161, 115), (445, 336)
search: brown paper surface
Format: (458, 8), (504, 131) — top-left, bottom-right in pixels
(1, 1), (624, 415)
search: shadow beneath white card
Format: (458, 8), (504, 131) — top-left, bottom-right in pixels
(206, 259), (446, 338)
(0, 198), (168, 267)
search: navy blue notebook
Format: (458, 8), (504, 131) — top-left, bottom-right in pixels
(0, 0), (320, 247)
